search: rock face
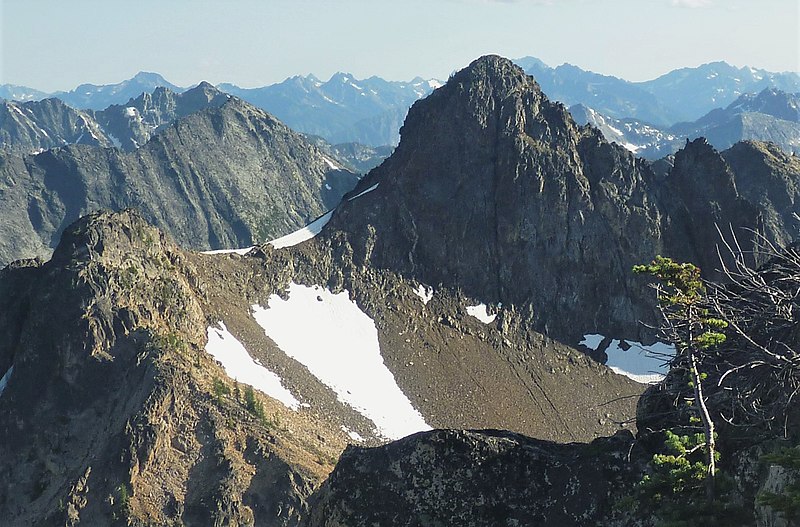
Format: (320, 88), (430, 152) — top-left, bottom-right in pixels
(304, 429), (644, 527)
(0, 95), (359, 267)
(320, 56), (800, 345)
(0, 97), (111, 153)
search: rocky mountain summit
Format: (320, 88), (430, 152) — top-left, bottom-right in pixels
(0, 211), (348, 525)
(0, 95), (360, 267)
(323, 56), (799, 346)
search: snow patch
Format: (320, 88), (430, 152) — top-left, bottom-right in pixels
(107, 132), (122, 149)
(322, 156), (341, 170)
(124, 107), (137, 117)
(205, 322), (300, 410)
(201, 246), (254, 255)
(0, 366), (14, 397)
(341, 425), (364, 442)
(580, 333), (674, 384)
(466, 304), (496, 324)
(413, 284), (434, 305)
(622, 142), (642, 153)
(251, 283), (430, 440)
(348, 183), (379, 201)
(268, 210), (333, 249)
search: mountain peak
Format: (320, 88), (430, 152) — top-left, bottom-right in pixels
(460, 55), (531, 84)
(131, 71), (170, 84)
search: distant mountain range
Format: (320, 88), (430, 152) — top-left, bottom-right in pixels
(2, 59), (797, 165)
(1, 72), (443, 147)
(0, 82), (231, 154)
(571, 87), (800, 159)
(517, 56), (800, 126)
(219, 74), (443, 146)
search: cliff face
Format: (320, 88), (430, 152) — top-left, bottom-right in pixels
(0, 96), (359, 267)
(320, 57), (800, 345)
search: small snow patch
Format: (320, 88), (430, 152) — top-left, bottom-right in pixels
(580, 333), (674, 384)
(201, 247), (254, 255)
(413, 284), (434, 305)
(251, 282), (430, 440)
(0, 366), (13, 397)
(467, 304), (496, 324)
(205, 322), (300, 410)
(341, 426), (364, 442)
(269, 210), (333, 249)
(322, 156), (341, 170)
(125, 107), (137, 117)
(348, 183), (379, 201)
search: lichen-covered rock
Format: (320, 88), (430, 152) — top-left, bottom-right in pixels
(304, 429), (647, 527)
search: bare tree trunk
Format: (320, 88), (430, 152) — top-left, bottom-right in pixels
(687, 304), (716, 501)
(690, 350), (716, 500)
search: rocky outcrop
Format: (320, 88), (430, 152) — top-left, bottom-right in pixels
(722, 140), (800, 248)
(0, 96), (359, 267)
(304, 429), (645, 527)
(0, 210), (345, 526)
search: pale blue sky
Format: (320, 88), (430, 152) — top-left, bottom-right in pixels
(2, 0), (798, 92)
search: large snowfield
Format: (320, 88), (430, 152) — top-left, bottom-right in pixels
(252, 282), (431, 440)
(205, 322), (301, 410)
